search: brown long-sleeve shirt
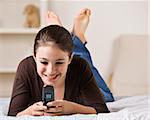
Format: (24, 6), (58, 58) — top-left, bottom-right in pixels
(8, 55), (109, 116)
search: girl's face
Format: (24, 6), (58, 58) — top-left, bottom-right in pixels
(34, 42), (72, 87)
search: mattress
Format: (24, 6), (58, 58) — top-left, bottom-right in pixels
(0, 95), (149, 120)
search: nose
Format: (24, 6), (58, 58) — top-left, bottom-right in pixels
(46, 63), (55, 75)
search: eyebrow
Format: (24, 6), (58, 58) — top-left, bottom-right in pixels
(56, 58), (66, 61)
(39, 58), (66, 61)
(39, 58), (48, 61)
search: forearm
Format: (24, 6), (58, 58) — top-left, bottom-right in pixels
(16, 109), (29, 116)
(73, 102), (96, 114)
(16, 102), (46, 116)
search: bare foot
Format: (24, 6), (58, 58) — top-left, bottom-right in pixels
(46, 11), (62, 26)
(73, 8), (91, 44)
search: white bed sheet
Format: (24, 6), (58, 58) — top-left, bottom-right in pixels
(0, 96), (149, 120)
(99, 95), (150, 120)
(0, 98), (10, 116)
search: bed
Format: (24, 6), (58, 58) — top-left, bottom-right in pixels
(0, 95), (149, 120)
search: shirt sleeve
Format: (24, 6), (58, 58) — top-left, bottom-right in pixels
(79, 58), (110, 113)
(8, 58), (31, 116)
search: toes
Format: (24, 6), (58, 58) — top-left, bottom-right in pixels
(80, 8), (91, 16)
(47, 11), (57, 18)
(85, 9), (91, 16)
(80, 8), (87, 14)
(46, 11), (62, 26)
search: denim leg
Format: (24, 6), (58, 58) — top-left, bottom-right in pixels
(72, 35), (114, 102)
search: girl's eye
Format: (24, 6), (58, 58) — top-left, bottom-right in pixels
(56, 62), (64, 65)
(40, 61), (48, 65)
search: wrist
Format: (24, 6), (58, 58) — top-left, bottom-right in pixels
(16, 107), (30, 116)
(72, 102), (78, 114)
(16, 110), (26, 116)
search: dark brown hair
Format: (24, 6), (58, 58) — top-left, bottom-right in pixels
(33, 25), (73, 57)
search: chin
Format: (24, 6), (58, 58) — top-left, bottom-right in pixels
(45, 79), (57, 86)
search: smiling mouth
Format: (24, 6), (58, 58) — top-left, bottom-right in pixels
(44, 74), (60, 81)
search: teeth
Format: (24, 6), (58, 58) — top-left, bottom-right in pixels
(52, 75), (57, 79)
(44, 74), (58, 79)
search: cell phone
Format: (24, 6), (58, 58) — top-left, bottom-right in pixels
(42, 85), (54, 106)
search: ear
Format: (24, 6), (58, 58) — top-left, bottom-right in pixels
(33, 53), (36, 61)
(68, 53), (73, 64)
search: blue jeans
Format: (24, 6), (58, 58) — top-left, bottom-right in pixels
(72, 35), (114, 102)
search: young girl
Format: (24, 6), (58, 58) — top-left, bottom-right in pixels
(46, 8), (114, 102)
(8, 10), (109, 116)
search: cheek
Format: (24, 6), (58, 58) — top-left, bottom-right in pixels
(59, 64), (69, 74)
(36, 63), (45, 76)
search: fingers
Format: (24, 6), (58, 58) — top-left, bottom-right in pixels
(44, 111), (62, 116)
(35, 101), (43, 106)
(46, 106), (62, 113)
(47, 100), (63, 107)
(33, 102), (47, 111)
(30, 101), (47, 116)
(46, 100), (64, 114)
(31, 111), (45, 116)
(29, 101), (64, 116)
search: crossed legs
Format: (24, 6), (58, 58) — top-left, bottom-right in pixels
(46, 8), (91, 44)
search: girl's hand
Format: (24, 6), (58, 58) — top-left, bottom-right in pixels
(17, 101), (47, 116)
(44, 100), (77, 116)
